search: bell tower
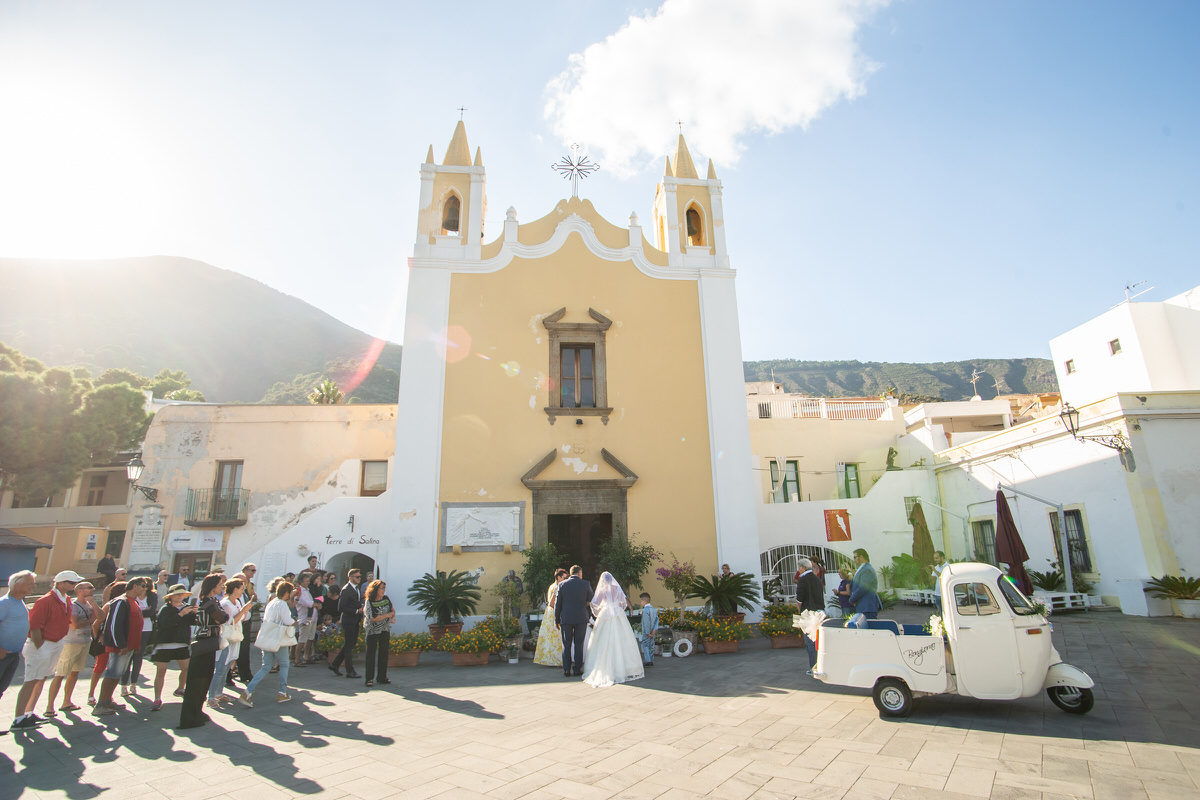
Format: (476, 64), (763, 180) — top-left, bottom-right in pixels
(652, 134), (728, 268)
(415, 120), (487, 259)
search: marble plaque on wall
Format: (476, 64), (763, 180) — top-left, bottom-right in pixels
(441, 502), (525, 552)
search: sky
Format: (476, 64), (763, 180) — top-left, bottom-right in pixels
(1, 0), (1196, 364)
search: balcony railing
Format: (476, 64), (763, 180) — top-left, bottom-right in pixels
(751, 397), (888, 421)
(185, 488), (250, 527)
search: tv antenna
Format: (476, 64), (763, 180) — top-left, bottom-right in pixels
(1123, 280), (1154, 302)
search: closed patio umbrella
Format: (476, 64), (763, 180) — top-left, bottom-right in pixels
(910, 503), (936, 582)
(994, 489), (1033, 595)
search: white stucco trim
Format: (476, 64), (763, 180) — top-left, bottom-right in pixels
(697, 272), (762, 587)
(410, 214), (731, 281)
(386, 264), (452, 613)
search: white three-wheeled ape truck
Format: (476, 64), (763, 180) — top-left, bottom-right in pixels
(803, 562), (1095, 717)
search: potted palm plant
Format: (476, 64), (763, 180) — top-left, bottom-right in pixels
(407, 570), (482, 641)
(1147, 576), (1200, 619)
(689, 571), (761, 620)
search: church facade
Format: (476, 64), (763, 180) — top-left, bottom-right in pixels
(199, 122), (762, 626)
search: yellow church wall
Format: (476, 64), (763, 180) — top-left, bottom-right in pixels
(435, 229), (720, 584)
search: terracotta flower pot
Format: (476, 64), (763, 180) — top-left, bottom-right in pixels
(388, 650), (421, 667)
(428, 622), (464, 642)
(702, 640), (739, 654)
(451, 652), (490, 666)
(768, 634), (803, 649)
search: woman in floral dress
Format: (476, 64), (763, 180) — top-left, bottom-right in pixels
(533, 569), (567, 666)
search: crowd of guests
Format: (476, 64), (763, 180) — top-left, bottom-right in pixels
(0, 553), (395, 734)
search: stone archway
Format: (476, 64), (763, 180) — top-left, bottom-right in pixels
(324, 551), (377, 585)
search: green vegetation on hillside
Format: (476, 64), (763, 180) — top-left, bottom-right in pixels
(260, 358), (399, 404)
(743, 358), (1058, 401)
(0, 343), (151, 504)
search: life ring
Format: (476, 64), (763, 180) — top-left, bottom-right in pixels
(672, 638), (694, 658)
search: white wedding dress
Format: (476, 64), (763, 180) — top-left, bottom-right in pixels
(582, 573), (645, 688)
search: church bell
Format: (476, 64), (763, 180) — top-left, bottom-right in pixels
(442, 204), (460, 233)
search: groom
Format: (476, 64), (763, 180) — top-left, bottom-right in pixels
(554, 565), (593, 677)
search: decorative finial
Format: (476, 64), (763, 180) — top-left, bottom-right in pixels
(457, 106), (467, 120)
(551, 143), (600, 198)
(676, 120), (683, 134)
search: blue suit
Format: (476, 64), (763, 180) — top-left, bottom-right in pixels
(639, 605), (659, 664)
(849, 562), (882, 618)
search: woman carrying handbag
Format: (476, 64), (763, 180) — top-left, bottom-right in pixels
(178, 574), (228, 730)
(237, 580), (297, 707)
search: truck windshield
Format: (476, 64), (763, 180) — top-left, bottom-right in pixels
(998, 578), (1039, 615)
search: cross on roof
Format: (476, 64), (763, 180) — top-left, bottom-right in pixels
(551, 143), (600, 198)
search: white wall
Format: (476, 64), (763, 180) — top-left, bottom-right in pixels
(755, 469), (941, 567)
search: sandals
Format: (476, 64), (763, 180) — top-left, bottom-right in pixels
(60, 704), (82, 712)
(365, 681), (374, 687)
(42, 709), (57, 718)
(379, 679), (391, 684)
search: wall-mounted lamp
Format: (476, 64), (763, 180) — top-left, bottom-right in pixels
(297, 544), (310, 558)
(125, 454), (158, 502)
(1059, 403), (1130, 453)
(575, 419), (583, 425)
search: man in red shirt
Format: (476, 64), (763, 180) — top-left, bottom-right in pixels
(93, 577), (147, 717)
(12, 570), (83, 729)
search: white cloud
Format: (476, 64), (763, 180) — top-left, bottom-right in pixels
(544, 0), (888, 177)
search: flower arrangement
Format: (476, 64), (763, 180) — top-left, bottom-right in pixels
(761, 601), (800, 620)
(757, 617), (799, 637)
(694, 617), (754, 642)
(655, 555), (698, 601)
(927, 615), (946, 638)
(315, 630), (366, 654)
(438, 624), (506, 654)
(388, 632), (435, 654)
(659, 608), (705, 632)
(476, 614), (521, 639)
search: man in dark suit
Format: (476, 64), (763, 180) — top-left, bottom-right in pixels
(554, 565), (593, 677)
(795, 558), (824, 674)
(330, 569), (363, 679)
(167, 564), (192, 591)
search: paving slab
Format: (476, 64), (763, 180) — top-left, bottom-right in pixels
(3, 608), (1199, 799)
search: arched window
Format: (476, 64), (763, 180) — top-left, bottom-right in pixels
(685, 206), (705, 247)
(441, 194), (461, 235)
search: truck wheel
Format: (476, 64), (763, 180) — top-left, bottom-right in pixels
(872, 678), (913, 717)
(1046, 686), (1094, 714)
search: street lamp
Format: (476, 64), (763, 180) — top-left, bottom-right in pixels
(126, 454), (158, 502)
(1059, 403), (1130, 453)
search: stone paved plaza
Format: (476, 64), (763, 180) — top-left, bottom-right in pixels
(4, 608), (1200, 800)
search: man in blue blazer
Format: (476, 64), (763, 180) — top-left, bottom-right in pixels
(554, 566), (593, 677)
(849, 548), (882, 619)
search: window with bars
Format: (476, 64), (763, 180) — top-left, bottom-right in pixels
(769, 460), (800, 503)
(1049, 509), (1094, 572)
(971, 519), (997, 565)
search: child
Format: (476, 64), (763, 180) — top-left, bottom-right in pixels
(835, 568), (854, 616)
(638, 593), (659, 667)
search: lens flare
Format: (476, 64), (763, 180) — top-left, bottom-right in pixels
(502, 361), (521, 377)
(436, 325), (472, 363)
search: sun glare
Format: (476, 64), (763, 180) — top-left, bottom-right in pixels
(0, 73), (168, 257)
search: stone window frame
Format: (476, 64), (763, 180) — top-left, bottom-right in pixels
(542, 307), (613, 425)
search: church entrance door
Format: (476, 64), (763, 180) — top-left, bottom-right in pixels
(324, 551), (377, 585)
(548, 514), (612, 583)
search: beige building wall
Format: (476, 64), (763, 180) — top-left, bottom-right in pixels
(138, 402), (396, 586)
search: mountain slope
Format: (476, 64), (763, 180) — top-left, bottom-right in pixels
(0, 256), (401, 402)
(743, 358), (1058, 401)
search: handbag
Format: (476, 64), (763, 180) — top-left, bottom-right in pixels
(189, 607), (221, 657)
(89, 634), (106, 657)
(255, 618), (285, 653)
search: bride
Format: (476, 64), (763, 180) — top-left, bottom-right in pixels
(582, 572), (645, 688)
